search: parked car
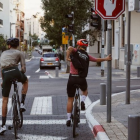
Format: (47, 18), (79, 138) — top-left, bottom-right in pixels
(38, 49), (42, 55)
(40, 52), (61, 69)
(34, 47), (39, 51)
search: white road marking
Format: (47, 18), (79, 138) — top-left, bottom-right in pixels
(45, 71), (54, 78)
(0, 98), (11, 116)
(39, 76), (49, 79)
(116, 85), (140, 88)
(0, 119), (86, 125)
(30, 96), (52, 115)
(35, 68), (40, 73)
(27, 76), (30, 79)
(18, 134), (67, 140)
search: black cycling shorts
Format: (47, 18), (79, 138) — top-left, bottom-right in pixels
(67, 74), (87, 97)
(2, 66), (27, 97)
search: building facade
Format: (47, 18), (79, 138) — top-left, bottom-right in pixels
(24, 13), (46, 44)
(0, 1), (3, 28)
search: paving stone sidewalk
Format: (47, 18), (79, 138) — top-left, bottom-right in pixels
(52, 65), (139, 80)
(92, 89), (140, 140)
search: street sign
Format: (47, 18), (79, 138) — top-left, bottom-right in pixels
(95, 0), (125, 20)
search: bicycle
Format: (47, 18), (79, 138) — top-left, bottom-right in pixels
(72, 84), (81, 138)
(8, 79), (23, 139)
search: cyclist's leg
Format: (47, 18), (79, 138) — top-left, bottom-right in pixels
(66, 76), (76, 125)
(0, 79), (12, 134)
(17, 70), (28, 111)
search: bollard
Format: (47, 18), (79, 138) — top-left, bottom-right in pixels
(55, 67), (59, 77)
(128, 115), (140, 140)
(100, 83), (106, 105)
(137, 67), (140, 77)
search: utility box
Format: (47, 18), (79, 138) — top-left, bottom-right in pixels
(124, 44), (134, 65)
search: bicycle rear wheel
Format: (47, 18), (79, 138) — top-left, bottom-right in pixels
(73, 100), (77, 138)
(13, 102), (18, 139)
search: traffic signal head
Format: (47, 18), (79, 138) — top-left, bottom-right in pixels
(65, 14), (73, 20)
(90, 7), (101, 30)
(68, 24), (74, 33)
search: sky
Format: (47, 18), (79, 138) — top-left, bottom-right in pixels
(24, 0), (44, 18)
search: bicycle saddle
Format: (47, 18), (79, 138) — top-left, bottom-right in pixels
(74, 84), (81, 89)
(10, 79), (18, 82)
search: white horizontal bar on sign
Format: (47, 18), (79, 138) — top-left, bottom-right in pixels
(30, 96), (52, 115)
(0, 98), (11, 116)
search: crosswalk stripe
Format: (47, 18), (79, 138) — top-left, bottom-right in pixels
(30, 96), (52, 115)
(0, 98), (12, 116)
(35, 68), (40, 73)
(0, 119), (86, 125)
(39, 76), (49, 79)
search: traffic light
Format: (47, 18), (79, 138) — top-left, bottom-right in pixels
(90, 7), (101, 30)
(65, 13), (74, 33)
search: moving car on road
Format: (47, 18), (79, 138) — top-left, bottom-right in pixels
(40, 52), (61, 69)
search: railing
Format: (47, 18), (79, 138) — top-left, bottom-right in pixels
(0, 19), (3, 26)
(0, 2), (3, 9)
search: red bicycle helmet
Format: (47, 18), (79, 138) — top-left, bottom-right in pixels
(77, 39), (88, 47)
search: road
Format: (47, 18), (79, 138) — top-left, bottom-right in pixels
(0, 51), (140, 140)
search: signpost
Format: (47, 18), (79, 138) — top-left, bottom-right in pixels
(95, 0), (125, 123)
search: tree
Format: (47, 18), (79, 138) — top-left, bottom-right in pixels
(0, 35), (7, 51)
(40, 0), (94, 47)
(30, 33), (39, 47)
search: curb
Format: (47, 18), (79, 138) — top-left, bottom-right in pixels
(85, 100), (110, 140)
(86, 89), (140, 140)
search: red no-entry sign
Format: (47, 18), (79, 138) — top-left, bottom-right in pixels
(95, 0), (125, 20)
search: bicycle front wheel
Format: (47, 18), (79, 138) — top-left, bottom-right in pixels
(13, 102), (18, 139)
(19, 111), (23, 128)
(73, 100), (77, 138)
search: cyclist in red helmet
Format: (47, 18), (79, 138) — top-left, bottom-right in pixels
(66, 39), (112, 126)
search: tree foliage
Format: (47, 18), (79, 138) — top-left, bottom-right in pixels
(41, 0), (95, 47)
(30, 33), (39, 47)
(0, 35), (7, 51)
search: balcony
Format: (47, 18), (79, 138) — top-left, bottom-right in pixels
(0, 19), (3, 28)
(0, 2), (3, 11)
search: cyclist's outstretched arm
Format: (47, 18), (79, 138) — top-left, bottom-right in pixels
(89, 54), (112, 62)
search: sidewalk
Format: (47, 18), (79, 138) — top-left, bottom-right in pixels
(86, 89), (140, 140)
(56, 64), (139, 80)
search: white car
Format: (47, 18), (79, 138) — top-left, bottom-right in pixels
(34, 47), (39, 51)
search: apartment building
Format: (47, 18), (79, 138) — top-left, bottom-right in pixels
(24, 13), (45, 43)
(0, 0), (24, 43)
(0, 1), (3, 28)
(101, 1), (140, 71)
(0, 0), (16, 38)
(14, 0), (25, 42)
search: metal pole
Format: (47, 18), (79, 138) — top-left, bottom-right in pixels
(128, 115), (140, 140)
(71, 11), (75, 47)
(55, 67), (59, 77)
(101, 19), (105, 77)
(10, 23), (11, 38)
(126, 11), (131, 104)
(107, 20), (112, 123)
(100, 83), (106, 105)
(64, 44), (66, 61)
